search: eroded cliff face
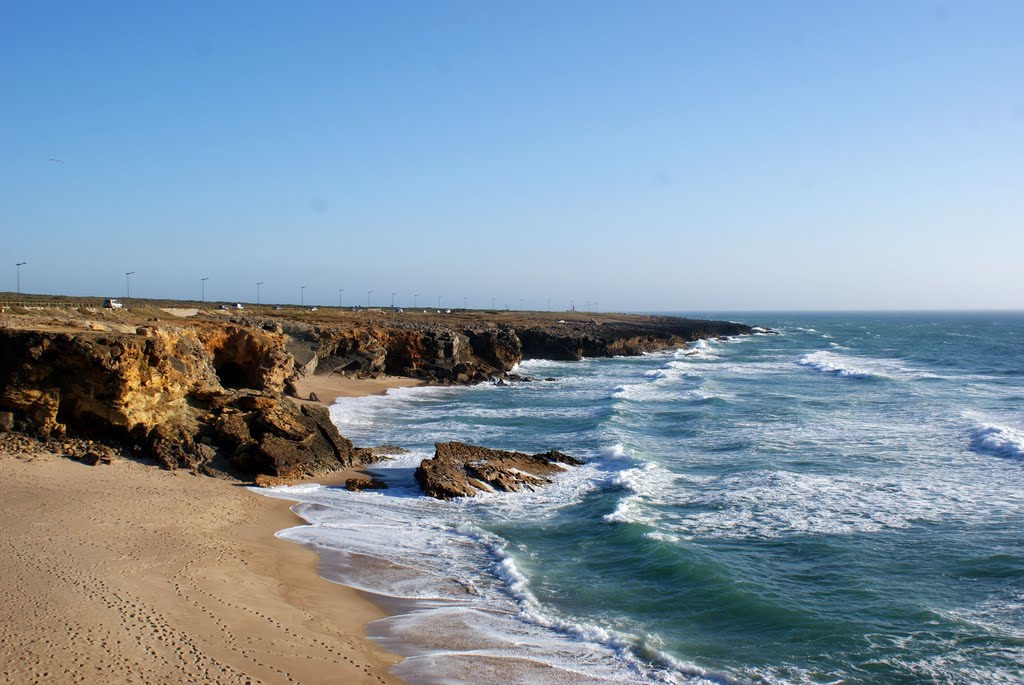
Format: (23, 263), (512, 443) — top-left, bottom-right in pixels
(283, 316), (752, 385)
(0, 323), (353, 478)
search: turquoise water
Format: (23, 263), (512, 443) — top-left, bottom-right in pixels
(261, 313), (1024, 684)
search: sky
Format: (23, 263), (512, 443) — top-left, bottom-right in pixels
(1, 1), (1021, 311)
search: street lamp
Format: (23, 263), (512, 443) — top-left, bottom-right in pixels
(257, 282), (264, 305)
(338, 288), (344, 308)
(201, 277), (209, 302)
(16, 262), (26, 294)
(414, 292), (419, 308)
(391, 291), (398, 308)
(491, 297), (496, 310)
(367, 290), (374, 307)
(125, 271), (135, 298)
(300, 285), (308, 306)
(437, 295), (442, 308)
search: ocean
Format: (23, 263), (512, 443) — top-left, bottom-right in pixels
(258, 312), (1024, 684)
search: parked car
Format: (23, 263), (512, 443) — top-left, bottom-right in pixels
(103, 298), (123, 309)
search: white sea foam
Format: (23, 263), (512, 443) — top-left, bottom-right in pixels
(969, 422), (1024, 460)
(259, 476), (729, 684)
(603, 463), (681, 526)
(600, 443), (633, 461)
(796, 350), (942, 381)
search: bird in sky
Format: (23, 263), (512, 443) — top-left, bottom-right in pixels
(48, 157), (64, 164)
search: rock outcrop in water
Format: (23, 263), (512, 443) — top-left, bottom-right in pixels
(415, 441), (584, 499)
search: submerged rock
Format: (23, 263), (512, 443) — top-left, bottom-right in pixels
(415, 441), (583, 500)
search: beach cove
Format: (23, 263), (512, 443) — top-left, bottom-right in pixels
(0, 303), (745, 684)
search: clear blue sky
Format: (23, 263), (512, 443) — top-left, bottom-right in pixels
(2, 1), (1021, 310)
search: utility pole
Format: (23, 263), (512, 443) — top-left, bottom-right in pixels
(491, 297), (496, 310)
(437, 295), (442, 308)
(300, 285), (308, 306)
(338, 288), (344, 307)
(15, 262), (25, 294)
(125, 271), (135, 298)
(391, 291), (397, 308)
(257, 282), (264, 305)
(546, 298), (551, 311)
(367, 290), (374, 307)
(201, 277), (209, 303)
(414, 292), (419, 308)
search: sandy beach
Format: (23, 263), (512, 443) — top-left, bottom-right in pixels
(0, 375), (417, 685)
(292, 374), (424, 406)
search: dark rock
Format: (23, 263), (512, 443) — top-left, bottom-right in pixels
(415, 441), (583, 500)
(352, 444), (410, 463)
(345, 477), (388, 492)
(0, 411), (13, 432)
(308, 391), (319, 402)
(80, 451), (103, 466)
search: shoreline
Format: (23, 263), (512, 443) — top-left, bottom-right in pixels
(0, 375), (425, 685)
(291, 373), (426, 407)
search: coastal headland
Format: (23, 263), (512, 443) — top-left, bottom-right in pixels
(0, 297), (751, 683)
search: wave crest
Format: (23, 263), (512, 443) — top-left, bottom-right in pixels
(970, 423), (1024, 460)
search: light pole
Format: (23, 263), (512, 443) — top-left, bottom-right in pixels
(414, 292), (419, 308)
(300, 285), (308, 306)
(491, 297), (496, 310)
(125, 271), (135, 298)
(201, 277), (209, 302)
(257, 282), (264, 305)
(463, 296), (467, 309)
(16, 262), (26, 294)
(437, 295), (442, 308)
(391, 291), (397, 308)
(338, 288), (344, 308)
(367, 290), (374, 307)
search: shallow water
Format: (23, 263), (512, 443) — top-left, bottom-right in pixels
(259, 312), (1024, 684)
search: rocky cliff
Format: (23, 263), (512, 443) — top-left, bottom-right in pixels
(0, 308), (751, 480)
(275, 315), (751, 386)
(0, 323), (355, 478)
